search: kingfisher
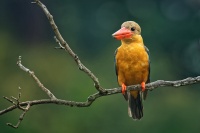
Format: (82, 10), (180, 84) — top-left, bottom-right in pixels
(112, 21), (150, 120)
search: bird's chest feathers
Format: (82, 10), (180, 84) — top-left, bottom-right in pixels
(117, 44), (148, 70)
(116, 43), (149, 84)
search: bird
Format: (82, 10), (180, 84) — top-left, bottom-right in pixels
(112, 21), (150, 120)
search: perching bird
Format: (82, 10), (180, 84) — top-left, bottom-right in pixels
(112, 21), (150, 120)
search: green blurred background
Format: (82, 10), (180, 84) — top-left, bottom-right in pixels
(1, 0), (200, 133)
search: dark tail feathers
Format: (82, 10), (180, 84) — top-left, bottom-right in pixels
(128, 92), (143, 120)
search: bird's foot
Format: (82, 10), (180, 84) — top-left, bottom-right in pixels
(141, 82), (146, 92)
(121, 83), (126, 95)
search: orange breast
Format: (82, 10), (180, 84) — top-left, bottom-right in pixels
(116, 43), (149, 90)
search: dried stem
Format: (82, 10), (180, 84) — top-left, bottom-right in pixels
(17, 56), (57, 100)
(33, 0), (105, 93)
(1, 74), (200, 116)
(7, 103), (30, 128)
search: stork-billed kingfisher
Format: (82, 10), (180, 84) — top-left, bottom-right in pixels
(112, 21), (150, 120)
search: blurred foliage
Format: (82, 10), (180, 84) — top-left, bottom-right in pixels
(0, 0), (200, 133)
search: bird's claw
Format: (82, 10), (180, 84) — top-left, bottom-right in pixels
(121, 83), (126, 95)
(141, 82), (146, 92)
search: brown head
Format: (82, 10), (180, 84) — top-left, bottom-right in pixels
(112, 21), (142, 43)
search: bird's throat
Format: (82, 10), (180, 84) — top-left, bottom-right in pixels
(122, 35), (143, 45)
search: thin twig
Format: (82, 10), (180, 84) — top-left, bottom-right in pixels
(17, 56), (57, 100)
(7, 103), (30, 129)
(33, 0), (105, 93)
(4, 88), (31, 129)
(3, 96), (16, 105)
(54, 36), (64, 49)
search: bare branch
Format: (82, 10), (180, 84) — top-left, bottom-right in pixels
(1, 75), (200, 116)
(3, 88), (31, 128)
(0, 73), (199, 128)
(7, 103), (30, 129)
(17, 56), (29, 72)
(17, 56), (57, 100)
(3, 96), (16, 105)
(33, 0), (105, 93)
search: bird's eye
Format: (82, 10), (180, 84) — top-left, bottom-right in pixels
(131, 27), (135, 31)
